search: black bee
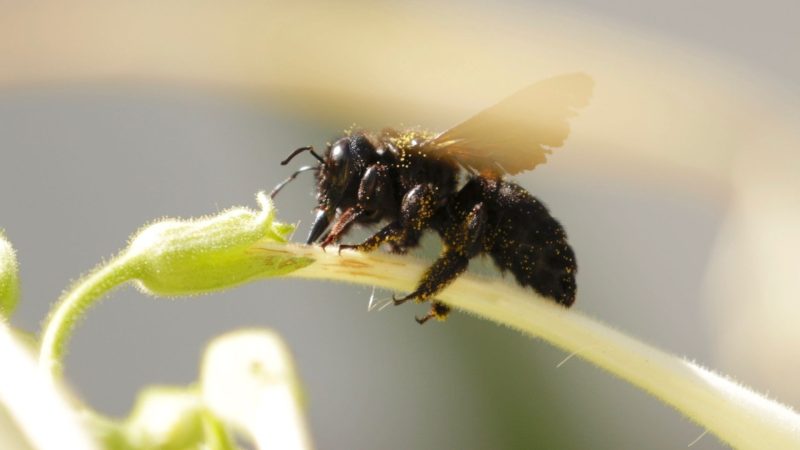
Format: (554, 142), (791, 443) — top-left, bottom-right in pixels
(273, 73), (593, 324)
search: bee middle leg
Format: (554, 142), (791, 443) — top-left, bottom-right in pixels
(392, 251), (470, 305)
(415, 301), (451, 324)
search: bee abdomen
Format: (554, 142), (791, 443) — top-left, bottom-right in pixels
(439, 177), (577, 307)
(490, 237), (576, 307)
(483, 181), (577, 306)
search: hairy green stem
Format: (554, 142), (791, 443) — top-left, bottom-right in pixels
(38, 193), (303, 379)
(39, 255), (138, 376)
(258, 242), (800, 450)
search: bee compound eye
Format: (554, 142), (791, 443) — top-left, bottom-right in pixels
(330, 139), (349, 164)
(328, 139), (355, 187)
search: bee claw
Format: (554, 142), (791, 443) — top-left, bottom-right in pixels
(319, 235), (336, 252)
(416, 302), (450, 324)
(392, 292), (415, 305)
(415, 313), (433, 325)
(337, 244), (356, 255)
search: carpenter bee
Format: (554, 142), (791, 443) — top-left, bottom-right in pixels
(272, 73), (593, 324)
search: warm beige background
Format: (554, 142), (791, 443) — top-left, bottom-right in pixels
(1, 1), (798, 448)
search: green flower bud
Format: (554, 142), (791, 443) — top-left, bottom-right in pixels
(0, 230), (20, 318)
(126, 192), (313, 296)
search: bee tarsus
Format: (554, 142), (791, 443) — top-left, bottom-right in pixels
(415, 302), (452, 325)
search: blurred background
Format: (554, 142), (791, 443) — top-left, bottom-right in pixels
(1, 1), (798, 448)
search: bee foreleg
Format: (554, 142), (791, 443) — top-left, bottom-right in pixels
(339, 183), (439, 253)
(339, 221), (402, 253)
(320, 207), (363, 249)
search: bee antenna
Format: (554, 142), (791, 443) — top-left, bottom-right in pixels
(270, 165), (318, 198)
(281, 146), (324, 165)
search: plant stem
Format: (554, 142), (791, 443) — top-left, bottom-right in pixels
(39, 255), (137, 377)
(258, 242), (800, 450)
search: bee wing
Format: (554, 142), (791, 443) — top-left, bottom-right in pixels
(429, 73), (593, 175)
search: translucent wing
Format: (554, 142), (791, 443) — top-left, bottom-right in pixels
(429, 73), (593, 175)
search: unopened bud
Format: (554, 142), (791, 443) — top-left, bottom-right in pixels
(126, 192), (312, 296)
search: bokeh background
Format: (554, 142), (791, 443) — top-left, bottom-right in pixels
(1, 1), (798, 448)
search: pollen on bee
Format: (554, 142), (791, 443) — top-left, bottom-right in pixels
(284, 75), (586, 321)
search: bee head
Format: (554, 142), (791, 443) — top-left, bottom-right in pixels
(275, 134), (378, 245)
(307, 137), (364, 243)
